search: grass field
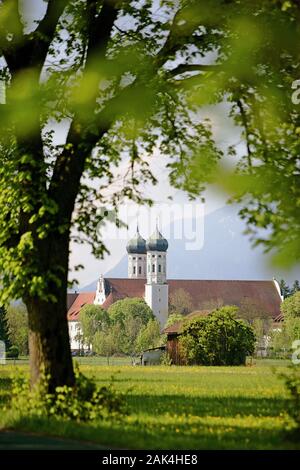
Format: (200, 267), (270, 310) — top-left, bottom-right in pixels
(0, 359), (299, 450)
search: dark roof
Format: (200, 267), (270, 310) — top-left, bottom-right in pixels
(126, 228), (146, 254)
(67, 293), (78, 310)
(146, 227), (168, 252)
(67, 279), (282, 321)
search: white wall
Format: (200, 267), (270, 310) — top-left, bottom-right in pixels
(128, 254), (147, 279)
(68, 321), (87, 351)
(145, 283), (168, 328)
(94, 275), (106, 305)
(146, 251), (167, 284)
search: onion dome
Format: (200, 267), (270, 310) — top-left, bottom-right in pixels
(126, 227), (146, 254)
(146, 227), (168, 252)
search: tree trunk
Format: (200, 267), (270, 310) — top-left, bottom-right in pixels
(25, 232), (75, 392)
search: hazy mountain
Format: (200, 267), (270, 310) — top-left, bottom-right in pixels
(82, 205), (300, 291)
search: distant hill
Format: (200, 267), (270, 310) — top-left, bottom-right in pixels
(82, 205), (300, 291)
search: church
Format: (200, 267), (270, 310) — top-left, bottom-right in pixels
(67, 226), (283, 350)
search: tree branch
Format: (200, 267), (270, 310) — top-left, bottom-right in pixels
(49, 0), (119, 219)
(3, 0), (68, 74)
(155, 4), (203, 69)
(236, 98), (253, 168)
(169, 63), (220, 77)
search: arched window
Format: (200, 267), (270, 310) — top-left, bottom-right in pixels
(152, 264), (155, 273)
(133, 266), (136, 274)
(158, 264), (161, 273)
(139, 266), (142, 274)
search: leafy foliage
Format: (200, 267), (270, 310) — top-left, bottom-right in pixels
(180, 306), (255, 365)
(5, 304), (28, 355)
(10, 367), (125, 422)
(79, 304), (110, 347)
(164, 313), (185, 329)
(92, 323), (123, 364)
(169, 289), (194, 316)
(6, 345), (19, 359)
(281, 291), (300, 319)
(135, 319), (162, 353)
(0, 305), (11, 348)
(279, 366), (300, 431)
(108, 297), (153, 327)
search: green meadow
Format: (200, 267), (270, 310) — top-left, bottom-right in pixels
(0, 359), (299, 450)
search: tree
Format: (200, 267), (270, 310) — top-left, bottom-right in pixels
(239, 298), (270, 323)
(6, 304), (29, 355)
(270, 316), (300, 355)
(164, 313), (184, 330)
(0, 1), (299, 389)
(108, 298), (154, 356)
(92, 324), (122, 365)
(279, 280), (291, 299)
(79, 304), (109, 348)
(285, 317), (300, 344)
(252, 318), (264, 353)
(179, 306), (255, 365)
(108, 298), (154, 327)
(281, 291), (300, 319)
(0, 306), (11, 349)
(135, 319), (162, 354)
(252, 318), (272, 355)
(122, 315), (144, 357)
(169, 289), (194, 316)
(291, 280), (300, 295)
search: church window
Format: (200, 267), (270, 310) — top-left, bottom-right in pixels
(158, 264), (161, 272)
(133, 266), (136, 274)
(133, 257), (136, 260)
(152, 264), (155, 273)
(148, 264), (150, 272)
(139, 257), (141, 260)
(139, 266), (142, 274)
(158, 255), (161, 258)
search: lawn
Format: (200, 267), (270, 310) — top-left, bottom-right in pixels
(0, 359), (298, 450)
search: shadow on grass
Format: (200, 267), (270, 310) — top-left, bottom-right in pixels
(0, 377), (13, 406)
(2, 412), (297, 450)
(1, 376), (297, 450)
(126, 393), (290, 418)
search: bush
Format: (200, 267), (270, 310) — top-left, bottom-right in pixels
(160, 352), (173, 365)
(179, 306), (255, 366)
(279, 365), (300, 430)
(10, 367), (126, 422)
(6, 345), (19, 359)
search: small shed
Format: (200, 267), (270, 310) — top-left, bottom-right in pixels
(163, 310), (210, 365)
(141, 346), (166, 365)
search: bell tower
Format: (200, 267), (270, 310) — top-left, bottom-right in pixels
(126, 226), (147, 279)
(145, 226), (169, 328)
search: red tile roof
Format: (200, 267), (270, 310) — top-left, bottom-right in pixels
(67, 293), (78, 310)
(67, 278), (282, 321)
(168, 279), (281, 318)
(67, 292), (95, 321)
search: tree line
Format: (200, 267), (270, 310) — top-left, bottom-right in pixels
(78, 298), (163, 364)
